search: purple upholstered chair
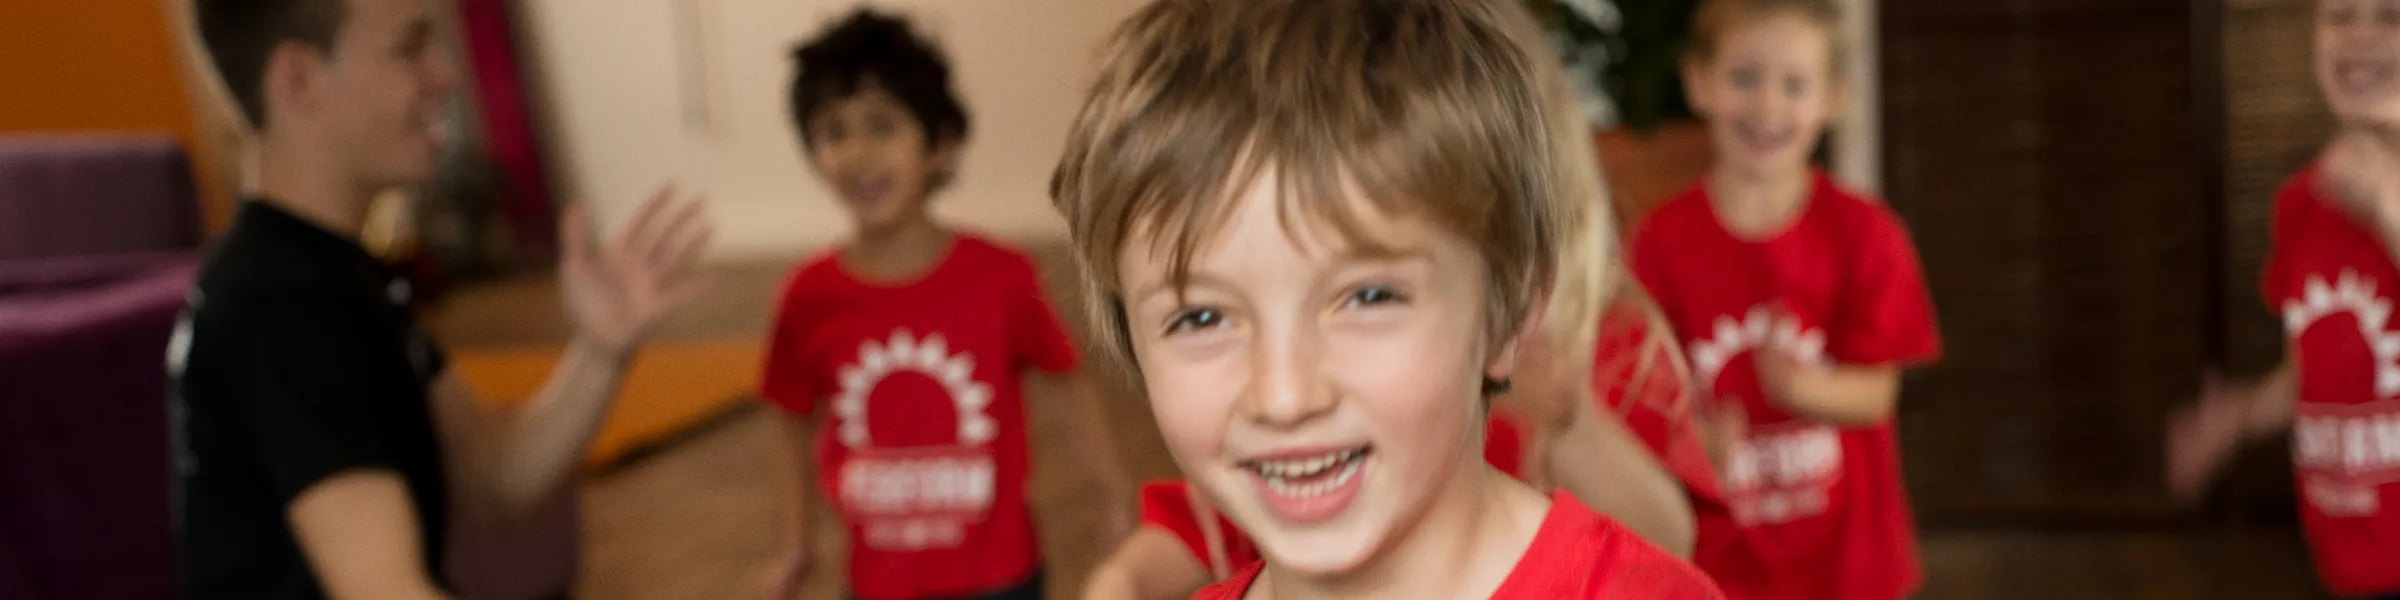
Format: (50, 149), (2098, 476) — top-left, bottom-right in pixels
(0, 133), (204, 600)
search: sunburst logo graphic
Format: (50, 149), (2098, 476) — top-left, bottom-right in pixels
(1687, 305), (1828, 391)
(832, 329), (997, 449)
(2282, 270), (2400, 398)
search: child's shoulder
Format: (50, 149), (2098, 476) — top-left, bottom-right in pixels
(1806, 173), (1911, 236)
(944, 230), (1044, 273)
(2273, 161), (2329, 217)
(945, 232), (1060, 299)
(774, 247), (851, 299)
(1635, 184), (1719, 235)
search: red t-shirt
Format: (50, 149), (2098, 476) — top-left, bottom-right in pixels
(1142, 420), (1532, 579)
(1139, 480), (1262, 580)
(1189, 491), (1724, 599)
(1485, 412), (1530, 481)
(1592, 301), (1730, 528)
(1630, 173), (1942, 600)
(2260, 165), (2400, 597)
(759, 233), (1078, 599)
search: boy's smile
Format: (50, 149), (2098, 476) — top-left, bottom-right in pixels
(2320, 0), (2400, 123)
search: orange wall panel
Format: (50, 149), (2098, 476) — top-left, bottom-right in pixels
(0, 0), (233, 230)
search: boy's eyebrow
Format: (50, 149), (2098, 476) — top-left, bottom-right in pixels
(1125, 243), (1434, 304)
(1336, 244), (1430, 264)
(1128, 271), (1231, 306)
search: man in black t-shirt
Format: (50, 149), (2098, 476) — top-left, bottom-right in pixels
(172, 1), (714, 598)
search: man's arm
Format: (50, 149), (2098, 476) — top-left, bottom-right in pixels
(432, 189), (714, 524)
(430, 340), (631, 525)
(286, 471), (452, 600)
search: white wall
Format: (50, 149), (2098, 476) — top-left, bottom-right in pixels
(1834, 0), (1879, 193)
(519, 0), (1146, 262)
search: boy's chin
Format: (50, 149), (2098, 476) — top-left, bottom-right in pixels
(1724, 156), (1812, 180)
(848, 208), (922, 233)
(2330, 98), (2400, 128)
(1256, 526), (1380, 579)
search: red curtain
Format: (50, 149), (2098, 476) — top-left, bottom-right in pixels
(455, 0), (557, 261)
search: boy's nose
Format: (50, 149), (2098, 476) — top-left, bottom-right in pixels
(1241, 327), (1336, 428)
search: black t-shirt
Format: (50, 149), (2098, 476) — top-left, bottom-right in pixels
(169, 200), (451, 599)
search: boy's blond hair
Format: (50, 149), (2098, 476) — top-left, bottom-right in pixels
(1688, 0), (1848, 68)
(1052, 0), (1614, 373)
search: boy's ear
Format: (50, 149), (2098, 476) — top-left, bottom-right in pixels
(1487, 290), (1554, 384)
(262, 40), (328, 131)
(1823, 70), (1852, 126)
(930, 135), (963, 183)
(1680, 57), (1713, 119)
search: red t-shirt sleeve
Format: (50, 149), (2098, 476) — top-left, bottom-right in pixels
(1589, 552), (1729, 600)
(1829, 208), (1942, 366)
(1138, 480), (1212, 565)
(1628, 209), (1677, 312)
(1593, 305), (1724, 504)
(760, 271), (823, 415)
(1484, 414), (1528, 479)
(1003, 251), (1080, 374)
(2261, 168), (2317, 307)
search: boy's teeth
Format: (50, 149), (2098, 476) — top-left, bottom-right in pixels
(1262, 457), (1364, 498)
(1255, 449), (1361, 481)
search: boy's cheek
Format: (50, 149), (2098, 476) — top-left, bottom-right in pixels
(1145, 376), (1236, 458)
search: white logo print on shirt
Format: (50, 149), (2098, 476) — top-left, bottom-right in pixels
(833, 329), (1002, 550)
(833, 329), (998, 449)
(1686, 305), (1842, 525)
(2283, 270), (2400, 398)
(1688, 305), (1828, 387)
(2284, 271), (2400, 517)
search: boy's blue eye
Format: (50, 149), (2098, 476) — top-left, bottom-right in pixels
(1165, 308), (1224, 334)
(1344, 285), (1406, 308)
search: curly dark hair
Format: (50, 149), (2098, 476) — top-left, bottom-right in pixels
(788, 9), (970, 152)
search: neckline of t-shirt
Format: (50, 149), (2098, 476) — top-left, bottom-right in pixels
(237, 198), (396, 279)
(831, 232), (966, 291)
(1215, 489), (1575, 598)
(1484, 490), (1599, 595)
(1700, 173), (1829, 245)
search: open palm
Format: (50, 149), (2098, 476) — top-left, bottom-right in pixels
(559, 186), (716, 357)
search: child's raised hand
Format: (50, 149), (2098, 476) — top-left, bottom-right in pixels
(1753, 347), (1804, 410)
(1697, 398), (1748, 480)
(2164, 372), (2249, 504)
(2320, 128), (2400, 235)
(1752, 308), (1814, 410)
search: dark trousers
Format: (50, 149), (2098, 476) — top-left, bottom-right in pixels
(849, 570), (1043, 600)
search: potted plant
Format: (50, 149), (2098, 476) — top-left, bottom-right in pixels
(1521, 0), (1711, 226)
